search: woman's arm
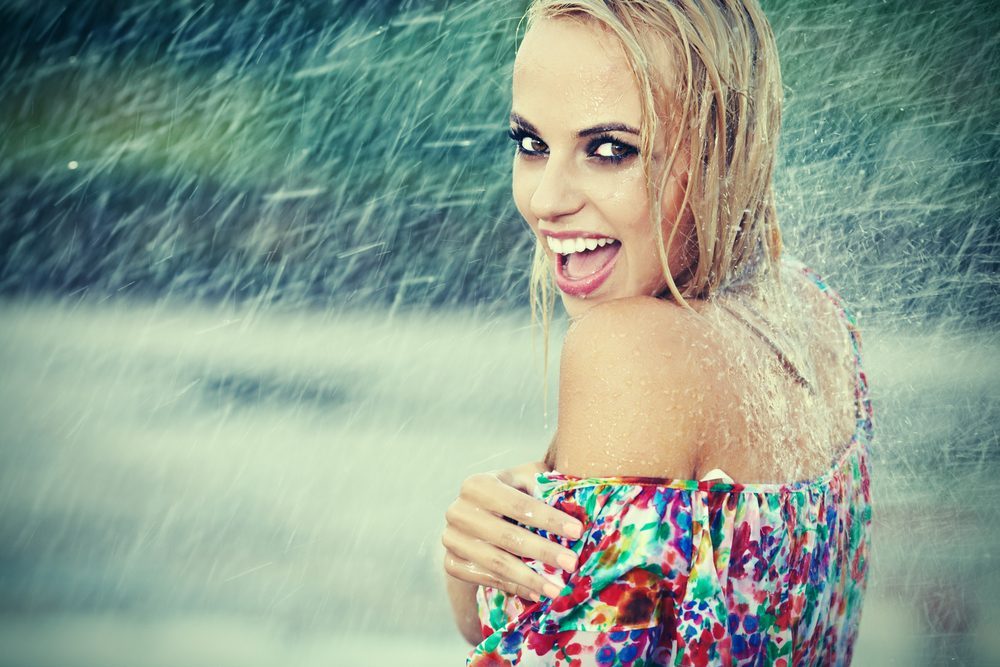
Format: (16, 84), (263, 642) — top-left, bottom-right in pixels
(442, 462), (583, 644)
(443, 297), (718, 643)
(445, 575), (484, 646)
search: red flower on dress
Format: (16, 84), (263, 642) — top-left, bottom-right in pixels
(468, 650), (513, 667)
(526, 630), (559, 655)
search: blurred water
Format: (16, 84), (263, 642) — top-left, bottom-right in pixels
(0, 300), (998, 665)
(1, 0), (998, 665)
(0, 299), (543, 665)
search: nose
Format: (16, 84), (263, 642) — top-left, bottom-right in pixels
(529, 155), (585, 222)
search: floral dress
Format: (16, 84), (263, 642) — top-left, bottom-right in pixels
(469, 265), (874, 667)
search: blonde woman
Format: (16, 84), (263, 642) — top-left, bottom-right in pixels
(443, 1), (873, 664)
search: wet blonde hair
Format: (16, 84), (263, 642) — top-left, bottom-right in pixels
(525, 0), (784, 337)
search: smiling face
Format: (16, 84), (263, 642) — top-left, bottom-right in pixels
(511, 16), (695, 319)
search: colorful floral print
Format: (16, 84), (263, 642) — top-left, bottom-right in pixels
(469, 263), (874, 666)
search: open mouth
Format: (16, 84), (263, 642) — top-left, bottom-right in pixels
(547, 235), (621, 297)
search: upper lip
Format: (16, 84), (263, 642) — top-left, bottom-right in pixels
(539, 229), (617, 240)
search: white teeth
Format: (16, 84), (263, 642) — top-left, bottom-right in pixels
(545, 236), (618, 255)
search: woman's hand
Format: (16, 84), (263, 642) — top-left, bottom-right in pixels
(442, 461), (584, 602)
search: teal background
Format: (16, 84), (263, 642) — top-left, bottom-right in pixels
(1, 0), (997, 324)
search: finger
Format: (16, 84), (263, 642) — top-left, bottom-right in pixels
(442, 550), (506, 590)
(496, 461), (548, 493)
(460, 473), (584, 540)
(444, 553), (545, 603)
(447, 497), (579, 573)
(442, 525), (559, 600)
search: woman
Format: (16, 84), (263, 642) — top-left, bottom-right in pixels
(443, 1), (873, 665)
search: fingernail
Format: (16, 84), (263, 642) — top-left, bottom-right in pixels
(564, 522), (583, 539)
(529, 591), (541, 602)
(557, 553), (577, 571)
(544, 583), (562, 598)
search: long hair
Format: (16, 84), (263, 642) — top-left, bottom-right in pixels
(523, 0), (784, 329)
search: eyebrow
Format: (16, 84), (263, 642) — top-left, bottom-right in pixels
(509, 112), (640, 138)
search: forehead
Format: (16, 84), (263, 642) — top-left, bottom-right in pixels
(512, 17), (641, 129)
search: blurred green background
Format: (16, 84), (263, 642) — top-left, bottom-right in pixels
(1, 0), (997, 324)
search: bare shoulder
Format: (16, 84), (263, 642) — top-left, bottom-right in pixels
(553, 296), (730, 478)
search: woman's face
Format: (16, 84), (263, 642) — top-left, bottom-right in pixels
(511, 17), (694, 319)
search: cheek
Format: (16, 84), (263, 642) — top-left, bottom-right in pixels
(598, 163), (645, 206)
(604, 173), (650, 238)
(511, 160), (536, 225)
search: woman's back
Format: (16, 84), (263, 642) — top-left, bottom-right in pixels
(694, 257), (862, 484)
(545, 257), (863, 487)
(469, 262), (874, 666)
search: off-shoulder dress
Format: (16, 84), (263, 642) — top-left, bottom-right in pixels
(469, 263), (874, 667)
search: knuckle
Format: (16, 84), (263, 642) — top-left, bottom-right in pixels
(459, 473), (489, 498)
(489, 554), (509, 577)
(499, 528), (525, 554)
(549, 513), (574, 534)
(509, 498), (532, 522)
(443, 559), (461, 577)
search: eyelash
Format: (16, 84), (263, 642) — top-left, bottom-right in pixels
(506, 127), (638, 164)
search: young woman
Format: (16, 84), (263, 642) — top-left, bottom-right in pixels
(442, 1), (873, 665)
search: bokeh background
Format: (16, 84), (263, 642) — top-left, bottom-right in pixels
(0, 0), (997, 664)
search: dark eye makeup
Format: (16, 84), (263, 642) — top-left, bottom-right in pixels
(585, 134), (639, 162)
(507, 127), (547, 156)
(507, 126), (638, 164)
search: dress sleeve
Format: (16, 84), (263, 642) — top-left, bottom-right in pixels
(470, 478), (701, 666)
(532, 481), (689, 634)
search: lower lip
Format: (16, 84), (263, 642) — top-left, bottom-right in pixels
(553, 244), (621, 298)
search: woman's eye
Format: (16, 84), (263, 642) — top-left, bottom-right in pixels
(586, 135), (638, 162)
(593, 141), (630, 159)
(507, 127), (549, 155)
(520, 136), (546, 154)
(508, 128), (548, 156)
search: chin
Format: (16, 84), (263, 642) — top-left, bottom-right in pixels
(558, 286), (621, 319)
(559, 279), (671, 319)
(559, 294), (594, 319)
